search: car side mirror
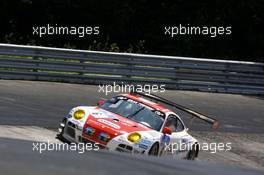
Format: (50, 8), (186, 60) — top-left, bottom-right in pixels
(162, 127), (172, 135)
(97, 100), (105, 106)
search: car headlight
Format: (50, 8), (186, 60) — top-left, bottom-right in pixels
(127, 132), (141, 143)
(73, 110), (85, 120)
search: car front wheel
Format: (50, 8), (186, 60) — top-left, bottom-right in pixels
(149, 143), (159, 156)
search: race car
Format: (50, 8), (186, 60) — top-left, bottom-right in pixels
(57, 91), (219, 160)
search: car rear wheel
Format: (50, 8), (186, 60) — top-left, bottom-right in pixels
(186, 143), (199, 160)
(149, 143), (159, 156)
(186, 150), (196, 160)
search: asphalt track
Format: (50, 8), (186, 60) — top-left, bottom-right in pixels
(0, 138), (263, 175)
(0, 80), (263, 133)
(0, 80), (264, 174)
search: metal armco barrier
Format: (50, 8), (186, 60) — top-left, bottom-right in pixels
(0, 43), (263, 94)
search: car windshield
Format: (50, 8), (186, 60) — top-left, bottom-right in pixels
(100, 96), (165, 131)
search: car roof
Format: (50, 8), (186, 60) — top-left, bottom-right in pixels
(120, 93), (173, 113)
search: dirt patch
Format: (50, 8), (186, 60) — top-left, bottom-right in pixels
(191, 131), (264, 171)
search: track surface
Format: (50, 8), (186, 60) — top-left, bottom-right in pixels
(0, 80), (263, 133)
(0, 80), (264, 174)
(1, 137), (264, 175)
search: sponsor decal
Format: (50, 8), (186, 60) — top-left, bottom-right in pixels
(138, 139), (152, 150)
(139, 144), (148, 150)
(120, 121), (132, 127)
(98, 119), (121, 129)
(138, 97), (156, 105)
(120, 131), (128, 134)
(181, 138), (189, 143)
(92, 109), (117, 119)
(119, 119), (136, 127)
(140, 139), (152, 145)
(181, 136), (193, 144)
(117, 138), (126, 143)
(161, 134), (170, 146)
(121, 119), (134, 125)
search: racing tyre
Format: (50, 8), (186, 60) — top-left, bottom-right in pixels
(149, 143), (159, 156)
(186, 143), (199, 160)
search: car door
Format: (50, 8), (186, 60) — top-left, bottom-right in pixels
(163, 114), (189, 156)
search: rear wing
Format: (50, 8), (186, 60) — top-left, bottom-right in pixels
(130, 91), (219, 129)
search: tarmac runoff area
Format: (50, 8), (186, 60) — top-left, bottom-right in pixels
(0, 125), (263, 171)
(0, 80), (263, 173)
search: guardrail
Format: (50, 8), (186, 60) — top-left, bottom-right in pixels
(0, 43), (263, 94)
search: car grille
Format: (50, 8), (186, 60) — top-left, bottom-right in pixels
(66, 121), (76, 138)
(116, 144), (133, 153)
(68, 121), (76, 128)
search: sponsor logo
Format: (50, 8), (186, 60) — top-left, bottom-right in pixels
(92, 109), (117, 119)
(138, 139), (152, 150)
(161, 135), (170, 146)
(140, 139), (152, 145)
(139, 144), (148, 150)
(98, 119), (121, 129)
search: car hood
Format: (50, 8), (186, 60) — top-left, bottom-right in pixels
(84, 107), (152, 135)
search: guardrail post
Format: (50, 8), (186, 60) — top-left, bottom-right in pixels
(223, 63), (230, 93)
(79, 58), (85, 83)
(127, 56), (133, 85)
(173, 60), (180, 89)
(33, 49), (39, 81)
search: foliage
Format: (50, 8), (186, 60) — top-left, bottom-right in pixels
(0, 0), (263, 62)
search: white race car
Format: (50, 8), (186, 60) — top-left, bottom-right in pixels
(58, 92), (219, 160)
